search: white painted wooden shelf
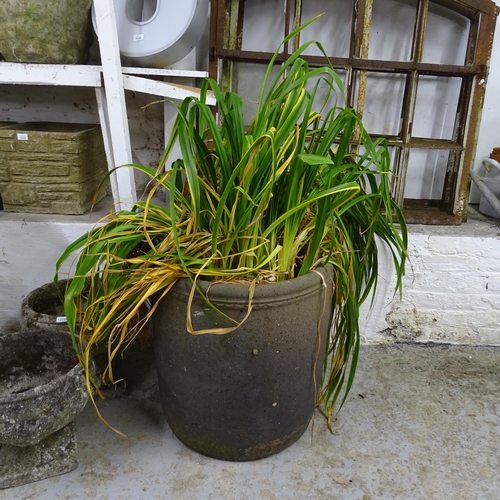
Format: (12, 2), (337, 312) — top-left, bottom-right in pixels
(0, 0), (213, 211)
(0, 63), (208, 87)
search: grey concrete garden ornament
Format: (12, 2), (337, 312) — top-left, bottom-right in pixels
(0, 330), (90, 488)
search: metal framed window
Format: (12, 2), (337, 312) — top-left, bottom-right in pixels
(209, 0), (499, 224)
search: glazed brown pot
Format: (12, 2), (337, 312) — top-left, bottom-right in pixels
(152, 266), (334, 461)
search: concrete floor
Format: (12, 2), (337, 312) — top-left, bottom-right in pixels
(1, 343), (500, 500)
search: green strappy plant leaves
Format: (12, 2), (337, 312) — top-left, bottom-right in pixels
(55, 17), (407, 427)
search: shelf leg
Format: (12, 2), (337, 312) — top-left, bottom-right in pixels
(93, 0), (136, 210)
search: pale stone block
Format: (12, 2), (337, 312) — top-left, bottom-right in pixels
(11, 163), (70, 178)
(1, 183), (38, 206)
(0, 423), (77, 489)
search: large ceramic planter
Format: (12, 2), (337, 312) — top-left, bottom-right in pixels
(0, 329), (90, 488)
(153, 266), (334, 461)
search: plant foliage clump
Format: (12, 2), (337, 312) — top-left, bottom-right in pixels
(56, 22), (407, 425)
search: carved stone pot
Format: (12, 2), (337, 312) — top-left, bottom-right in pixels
(21, 280), (72, 335)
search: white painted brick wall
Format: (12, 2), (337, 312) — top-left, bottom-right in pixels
(2, 213), (500, 346)
(362, 224), (500, 345)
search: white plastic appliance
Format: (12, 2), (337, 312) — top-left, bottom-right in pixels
(93, 0), (209, 68)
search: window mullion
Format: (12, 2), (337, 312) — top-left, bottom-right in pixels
(352, 0), (373, 139)
(220, 0), (245, 93)
(395, 73), (418, 207)
(465, 17), (480, 65)
(282, 0), (294, 58)
(411, 0), (430, 63)
(291, 0), (303, 52)
(394, 0), (428, 207)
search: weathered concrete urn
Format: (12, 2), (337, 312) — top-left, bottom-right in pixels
(0, 330), (89, 488)
(21, 279), (74, 335)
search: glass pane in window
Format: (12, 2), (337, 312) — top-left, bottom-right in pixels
(306, 69), (347, 113)
(422, 2), (470, 65)
(232, 62), (347, 128)
(404, 148), (449, 200)
(359, 72), (406, 136)
(357, 146), (399, 194)
(368, 0), (418, 62)
(241, 0), (286, 52)
(412, 76), (461, 140)
(231, 62), (281, 128)
(300, 0), (354, 58)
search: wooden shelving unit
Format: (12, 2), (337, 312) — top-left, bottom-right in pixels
(0, 0), (213, 211)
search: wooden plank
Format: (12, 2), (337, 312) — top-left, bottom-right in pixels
(120, 67), (208, 78)
(95, 87), (120, 202)
(0, 63), (102, 87)
(123, 75), (216, 104)
(93, 0), (136, 211)
(0, 62), (207, 85)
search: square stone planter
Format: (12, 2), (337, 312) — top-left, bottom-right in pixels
(0, 0), (93, 64)
(0, 122), (109, 214)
